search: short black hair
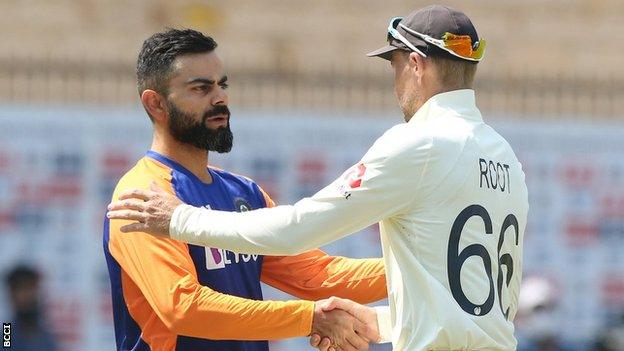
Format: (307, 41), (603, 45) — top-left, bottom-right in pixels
(136, 28), (218, 97)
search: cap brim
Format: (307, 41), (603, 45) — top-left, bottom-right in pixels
(366, 44), (398, 61)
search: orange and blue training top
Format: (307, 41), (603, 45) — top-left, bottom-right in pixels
(103, 151), (387, 351)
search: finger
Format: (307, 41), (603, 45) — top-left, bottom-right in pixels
(108, 199), (147, 212)
(107, 210), (148, 222)
(119, 222), (149, 233)
(346, 332), (369, 351)
(339, 339), (357, 351)
(309, 334), (321, 348)
(117, 189), (153, 201)
(322, 297), (353, 312)
(319, 337), (332, 351)
(321, 296), (341, 312)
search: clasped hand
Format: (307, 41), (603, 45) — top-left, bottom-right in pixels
(310, 297), (379, 351)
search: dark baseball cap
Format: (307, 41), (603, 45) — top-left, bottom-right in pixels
(367, 5), (483, 61)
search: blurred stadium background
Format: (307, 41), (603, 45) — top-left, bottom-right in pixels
(0, 1), (623, 350)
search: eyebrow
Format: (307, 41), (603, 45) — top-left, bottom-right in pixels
(185, 75), (228, 85)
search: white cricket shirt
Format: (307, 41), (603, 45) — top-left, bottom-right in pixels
(171, 89), (529, 350)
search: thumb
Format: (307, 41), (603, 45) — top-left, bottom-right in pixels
(321, 297), (353, 312)
(309, 334), (321, 348)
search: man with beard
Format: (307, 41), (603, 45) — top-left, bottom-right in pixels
(103, 29), (386, 351)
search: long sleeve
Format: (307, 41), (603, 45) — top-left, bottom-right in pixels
(262, 252), (387, 303)
(374, 306), (393, 343)
(109, 178), (315, 341)
(170, 126), (432, 255)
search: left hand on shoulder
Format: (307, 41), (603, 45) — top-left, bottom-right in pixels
(106, 181), (182, 237)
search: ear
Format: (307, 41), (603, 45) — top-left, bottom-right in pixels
(410, 53), (426, 75)
(407, 51), (422, 69)
(140, 90), (168, 123)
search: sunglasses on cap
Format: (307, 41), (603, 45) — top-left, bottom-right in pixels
(387, 17), (486, 62)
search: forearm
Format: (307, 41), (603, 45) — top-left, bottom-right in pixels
(313, 257), (387, 304)
(262, 253), (387, 303)
(169, 287), (314, 340)
(171, 197), (367, 255)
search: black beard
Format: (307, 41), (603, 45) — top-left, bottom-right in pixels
(167, 101), (233, 153)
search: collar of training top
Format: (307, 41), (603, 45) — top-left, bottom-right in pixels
(408, 89), (482, 123)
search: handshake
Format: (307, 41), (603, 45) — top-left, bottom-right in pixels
(309, 297), (380, 351)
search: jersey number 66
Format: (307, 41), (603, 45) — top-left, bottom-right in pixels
(447, 204), (519, 320)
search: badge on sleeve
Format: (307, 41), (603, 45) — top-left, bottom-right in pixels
(345, 163), (367, 189)
(338, 163), (367, 200)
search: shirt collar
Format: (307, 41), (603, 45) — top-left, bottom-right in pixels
(408, 89), (483, 123)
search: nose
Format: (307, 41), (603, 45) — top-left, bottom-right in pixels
(212, 85), (228, 106)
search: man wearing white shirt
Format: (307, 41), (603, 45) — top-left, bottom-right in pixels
(108, 5), (529, 351)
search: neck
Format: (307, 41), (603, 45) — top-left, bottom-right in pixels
(150, 130), (212, 183)
(408, 84), (470, 119)
(425, 83), (467, 102)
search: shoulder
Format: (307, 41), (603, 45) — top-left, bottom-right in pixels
(417, 112), (476, 157)
(107, 159), (188, 255)
(363, 123), (434, 165)
(112, 157), (174, 200)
